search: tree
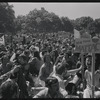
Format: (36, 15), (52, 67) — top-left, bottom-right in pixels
(0, 3), (15, 33)
(25, 7), (62, 33)
(87, 21), (96, 37)
(60, 17), (74, 32)
(15, 15), (26, 34)
(95, 18), (100, 35)
(74, 16), (94, 31)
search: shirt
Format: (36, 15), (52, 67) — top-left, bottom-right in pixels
(51, 73), (65, 89)
(85, 70), (92, 89)
(39, 63), (53, 82)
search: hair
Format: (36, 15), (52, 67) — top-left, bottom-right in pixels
(19, 54), (27, 61)
(42, 50), (47, 56)
(55, 64), (66, 75)
(34, 51), (41, 60)
(24, 49), (30, 56)
(43, 53), (51, 63)
(0, 79), (19, 98)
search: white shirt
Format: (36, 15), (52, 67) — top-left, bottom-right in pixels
(85, 70), (92, 89)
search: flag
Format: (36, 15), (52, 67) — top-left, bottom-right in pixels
(0, 33), (5, 45)
(74, 29), (81, 39)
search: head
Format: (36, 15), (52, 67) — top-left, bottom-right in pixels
(85, 55), (92, 71)
(24, 49), (30, 57)
(1, 55), (9, 65)
(43, 53), (51, 63)
(0, 79), (19, 98)
(18, 54), (27, 65)
(45, 76), (59, 93)
(65, 52), (71, 62)
(55, 63), (66, 76)
(29, 45), (35, 55)
(34, 51), (41, 60)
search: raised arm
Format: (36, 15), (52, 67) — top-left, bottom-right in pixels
(67, 65), (82, 75)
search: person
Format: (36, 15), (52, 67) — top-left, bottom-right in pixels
(0, 78), (19, 98)
(10, 54), (30, 98)
(65, 71), (82, 95)
(83, 54), (100, 98)
(23, 49), (30, 63)
(51, 54), (82, 90)
(33, 76), (68, 98)
(0, 54), (10, 74)
(29, 51), (43, 76)
(38, 53), (53, 86)
(94, 64), (100, 98)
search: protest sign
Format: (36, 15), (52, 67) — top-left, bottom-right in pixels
(75, 38), (100, 53)
(74, 29), (81, 39)
(75, 37), (99, 98)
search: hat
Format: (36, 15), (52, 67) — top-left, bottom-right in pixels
(45, 76), (58, 87)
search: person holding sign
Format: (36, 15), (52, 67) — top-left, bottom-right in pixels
(83, 54), (100, 98)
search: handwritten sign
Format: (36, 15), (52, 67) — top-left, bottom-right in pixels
(75, 38), (100, 53)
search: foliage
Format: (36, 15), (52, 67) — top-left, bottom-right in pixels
(0, 2), (15, 33)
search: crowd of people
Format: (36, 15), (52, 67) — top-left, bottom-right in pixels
(0, 32), (100, 98)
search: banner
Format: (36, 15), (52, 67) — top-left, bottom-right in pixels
(74, 29), (81, 39)
(81, 32), (91, 38)
(0, 33), (5, 45)
(75, 38), (100, 53)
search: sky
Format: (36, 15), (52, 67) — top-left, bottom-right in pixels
(9, 3), (100, 20)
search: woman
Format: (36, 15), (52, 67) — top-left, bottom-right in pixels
(38, 53), (53, 86)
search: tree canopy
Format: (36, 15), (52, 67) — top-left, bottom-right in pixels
(1, 3), (100, 38)
(0, 2), (15, 33)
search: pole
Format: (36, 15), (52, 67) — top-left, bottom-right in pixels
(81, 53), (85, 91)
(91, 53), (95, 98)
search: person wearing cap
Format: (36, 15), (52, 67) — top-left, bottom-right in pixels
(33, 76), (68, 98)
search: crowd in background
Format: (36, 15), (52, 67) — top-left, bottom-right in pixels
(0, 32), (100, 98)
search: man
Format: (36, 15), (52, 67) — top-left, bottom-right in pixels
(33, 76), (68, 98)
(50, 53), (82, 90)
(0, 78), (19, 98)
